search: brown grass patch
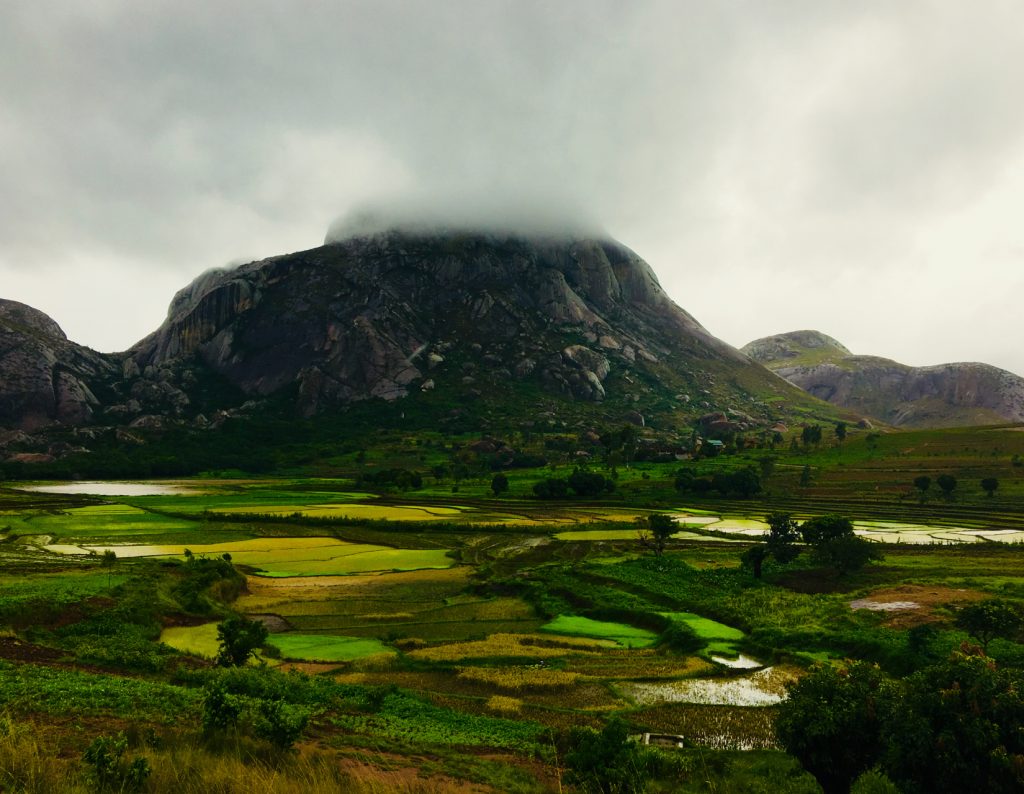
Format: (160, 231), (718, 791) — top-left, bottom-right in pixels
(406, 633), (611, 662)
(456, 666), (580, 690)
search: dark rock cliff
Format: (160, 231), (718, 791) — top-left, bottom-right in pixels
(128, 231), (787, 417)
(0, 300), (117, 430)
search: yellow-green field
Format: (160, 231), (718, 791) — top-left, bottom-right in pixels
(45, 536), (453, 577)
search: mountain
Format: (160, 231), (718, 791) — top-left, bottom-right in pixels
(742, 330), (1024, 428)
(1, 230), (839, 470)
(0, 299), (117, 431)
(126, 230), (818, 422)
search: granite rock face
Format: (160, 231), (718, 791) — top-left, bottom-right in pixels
(128, 231), (768, 415)
(743, 330), (1024, 428)
(0, 300), (116, 430)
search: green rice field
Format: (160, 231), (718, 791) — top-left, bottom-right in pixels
(540, 615), (659, 648)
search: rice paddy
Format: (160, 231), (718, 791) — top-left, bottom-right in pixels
(623, 666), (800, 707)
(266, 633), (394, 662)
(662, 612), (746, 657)
(405, 632), (617, 662)
(159, 623), (221, 659)
(540, 615), (659, 648)
(44, 536), (454, 577)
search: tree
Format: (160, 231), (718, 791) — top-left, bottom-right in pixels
(834, 421), (847, 446)
(936, 474), (957, 499)
(799, 465), (813, 487)
(741, 545), (770, 579)
(743, 512), (801, 579)
(776, 662), (889, 794)
(674, 468), (696, 492)
(765, 512), (801, 565)
(757, 455), (776, 481)
(490, 473), (509, 497)
(638, 513), (676, 557)
(801, 515), (882, 576)
(955, 599), (1024, 652)
(215, 616), (269, 667)
(565, 716), (649, 794)
(913, 476), (931, 497)
(802, 424), (823, 448)
(533, 477), (569, 499)
(981, 477), (999, 498)
(884, 651), (1024, 794)
(567, 468), (614, 498)
(100, 549), (117, 586)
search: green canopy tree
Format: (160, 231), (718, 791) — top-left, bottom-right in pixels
(490, 473), (509, 496)
(638, 513), (677, 557)
(776, 661), (889, 794)
(981, 477), (999, 497)
(743, 512), (802, 578)
(884, 651), (1024, 794)
(800, 515), (882, 576)
(955, 599), (1024, 652)
(215, 616), (269, 667)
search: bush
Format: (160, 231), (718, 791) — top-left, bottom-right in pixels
(565, 717), (649, 794)
(567, 468), (614, 497)
(533, 477), (569, 499)
(82, 733), (151, 792)
(253, 699), (310, 750)
(201, 682), (242, 736)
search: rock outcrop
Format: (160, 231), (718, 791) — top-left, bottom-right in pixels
(128, 230), (799, 417)
(1, 230), (826, 434)
(743, 330), (1024, 428)
(0, 300), (116, 431)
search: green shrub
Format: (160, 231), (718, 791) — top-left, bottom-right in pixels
(82, 733), (150, 792)
(201, 682), (241, 736)
(253, 699), (310, 750)
(565, 717), (648, 794)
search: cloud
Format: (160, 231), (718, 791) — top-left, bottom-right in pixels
(0, 1), (1022, 375)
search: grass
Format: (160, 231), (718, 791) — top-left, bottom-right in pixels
(159, 624), (221, 659)
(540, 615), (659, 648)
(2, 464), (1023, 791)
(267, 634), (393, 662)
(663, 611), (746, 656)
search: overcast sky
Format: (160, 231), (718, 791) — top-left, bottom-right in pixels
(2, 1), (1023, 375)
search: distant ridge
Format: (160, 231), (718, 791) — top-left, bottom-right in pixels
(743, 330), (1024, 428)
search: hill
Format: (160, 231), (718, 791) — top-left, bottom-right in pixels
(743, 330), (1024, 428)
(2, 231), (841, 474)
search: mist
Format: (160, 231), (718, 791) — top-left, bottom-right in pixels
(325, 190), (603, 243)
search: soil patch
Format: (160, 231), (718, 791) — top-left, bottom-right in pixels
(0, 637), (64, 664)
(245, 613), (293, 632)
(853, 585), (987, 628)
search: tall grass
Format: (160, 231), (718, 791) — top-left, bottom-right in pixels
(0, 716), (467, 794)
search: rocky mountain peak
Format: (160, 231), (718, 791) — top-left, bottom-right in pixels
(128, 229), (763, 415)
(0, 299), (68, 342)
(0, 300), (115, 431)
(742, 330), (851, 365)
